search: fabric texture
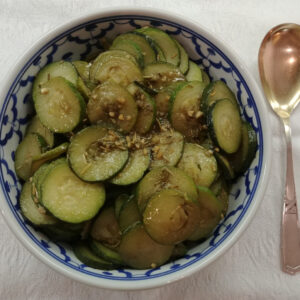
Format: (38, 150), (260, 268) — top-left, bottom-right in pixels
(1, 0), (300, 299)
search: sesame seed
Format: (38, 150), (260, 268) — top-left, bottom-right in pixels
(187, 110), (194, 117)
(118, 98), (125, 104)
(109, 111), (115, 117)
(214, 147), (220, 152)
(126, 115), (132, 121)
(40, 88), (49, 95)
(195, 111), (203, 119)
(118, 114), (124, 120)
(38, 206), (46, 215)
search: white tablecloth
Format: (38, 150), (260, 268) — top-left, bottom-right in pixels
(1, 0), (300, 299)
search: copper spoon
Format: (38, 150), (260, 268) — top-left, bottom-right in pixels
(258, 23), (300, 275)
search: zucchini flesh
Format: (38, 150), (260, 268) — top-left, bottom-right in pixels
(87, 81), (138, 133)
(72, 60), (90, 82)
(207, 98), (242, 154)
(110, 148), (150, 186)
(136, 166), (198, 213)
(173, 39), (189, 74)
(143, 189), (201, 245)
(40, 159), (105, 223)
(118, 196), (141, 232)
(118, 222), (173, 269)
(34, 76), (86, 133)
(68, 126), (129, 181)
(20, 181), (58, 226)
(210, 177), (229, 216)
(169, 81), (206, 138)
(114, 193), (129, 220)
(186, 61), (203, 82)
(177, 143), (218, 187)
(150, 129), (184, 169)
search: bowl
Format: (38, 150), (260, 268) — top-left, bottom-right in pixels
(0, 7), (271, 290)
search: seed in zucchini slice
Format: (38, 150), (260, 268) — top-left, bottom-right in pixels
(169, 81), (207, 139)
(188, 186), (223, 241)
(34, 76), (86, 133)
(87, 81), (138, 133)
(40, 159), (105, 223)
(143, 62), (185, 92)
(90, 206), (121, 250)
(207, 98), (242, 154)
(68, 126), (129, 181)
(143, 189), (201, 245)
(89, 50), (143, 87)
(177, 143), (218, 187)
(136, 166), (198, 213)
(118, 222), (173, 269)
(20, 181), (58, 226)
(150, 129), (184, 169)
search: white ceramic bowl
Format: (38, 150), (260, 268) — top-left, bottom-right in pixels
(0, 8), (271, 290)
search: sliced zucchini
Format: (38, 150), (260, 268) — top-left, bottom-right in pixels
(201, 69), (211, 86)
(118, 222), (173, 269)
(169, 81), (206, 138)
(32, 61), (78, 102)
(73, 241), (115, 270)
(143, 62), (185, 92)
(72, 60), (91, 82)
(210, 177), (229, 216)
(150, 129), (184, 169)
(173, 39), (189, 74)
(110, 39), (144, 68)
(114, 193), (130, 220)
(42, 224), (81, 242)
(112, 32), (157, 65)
(201, 80), (238, 114)
(89, 50), (143, 87)
(68, 126), (128, 181)
(15, 133), (46, 181)
(20, 181), (58, 226)
(31, 142), (69, 174)
(136, 27), (180, 66)
(40, 159), (105, 223)
(228, 121), (257, 174)
(77, 76), (91, 100)
(118, 195), (141, 233)
(143, 189), (201, 245)
(90, 206), (121, 249)
(127, 83), (156, 134)
(214, 152), (235, 180)
(26, 115), (54, 148)
(170, 242), (188, 259)
(89, 239), (123, 266)
(110, 148), (150, 186)
(136, 166), (198, 213)
(34, 76), (86, 133)
(188, 186), (222, 241)
(177, 143), (218, 187)
(207, 98), (242, 154)
(186, 61), (202, 82)
(87, 81), (138, 133)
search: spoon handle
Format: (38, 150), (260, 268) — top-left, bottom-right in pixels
(281, 117), (300, 275)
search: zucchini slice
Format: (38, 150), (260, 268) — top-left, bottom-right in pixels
(112, 32), (157, 65)
(188, 186), (222, 241)
(201, 69), (211, 87)
(14, 133), (46, 181)
(110, 148), (150, 186)
(207, 98), (242, 154)
(136, 166), (198, 213)
(68, 126), (128, 181)
(173, 39), (189, 74)
(127, 83), (156, 134)
(40, 159), (105, 223)
(177, 143), (218, 187)
(110, 39), (144, 68)
(186, 61), (203, 82)
(169, 81), (206, 138)
(89, 50), (143, 87)
(118, 222), (173, 269)
(87, 81), (138, 133)
(114, 193), (129, 220)
(34, 76), (86, 133)
(20, 181), (58, 226)
(90, 206), (121, 249)
(89, 240), (124, 265)
(214, 152), (235, 180)
(201, 80), (238, 114)
(72, 60), (91, 82)
(143, 62), (185, 92)
(42, 223), (82, 242)
(150, 129), (184, 169)
(228, 121), (257, 174)
(31, 142), (69, 174)
(136, 27), (180, 66)
(73, 241), (115, 270)
(143, 189), (201, 245)
(210, 177), (229, 216)
(26, 115), (54, 148)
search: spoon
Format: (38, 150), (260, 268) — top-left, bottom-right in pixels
(258, 23), (300, 275)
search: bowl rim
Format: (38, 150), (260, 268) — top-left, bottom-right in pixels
(0, 6), (272, 290)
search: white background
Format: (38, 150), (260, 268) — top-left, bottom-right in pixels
(1, 0), (300, 299)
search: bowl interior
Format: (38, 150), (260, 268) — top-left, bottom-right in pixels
(0, 13), (263, 287)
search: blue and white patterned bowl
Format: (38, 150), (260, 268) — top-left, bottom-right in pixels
(0, 8), (271, 290)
